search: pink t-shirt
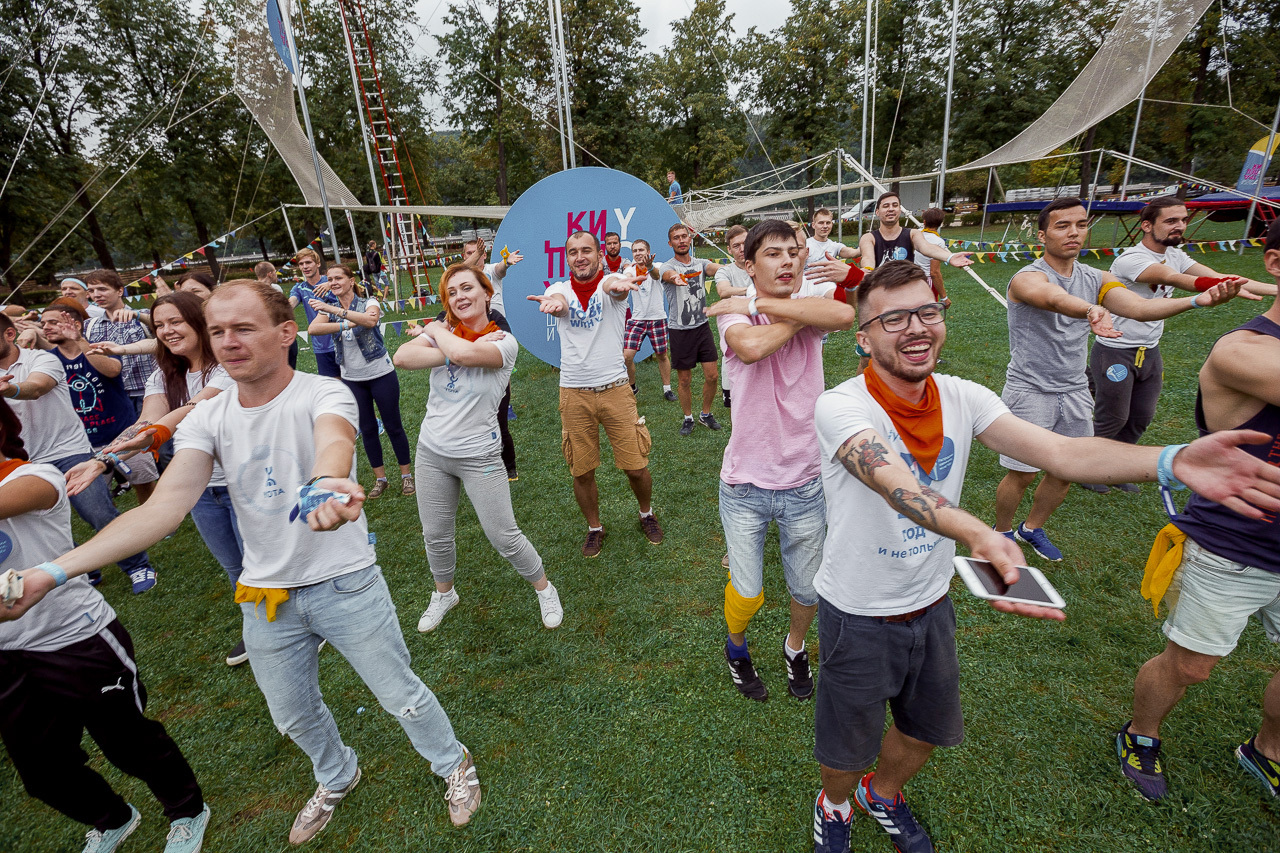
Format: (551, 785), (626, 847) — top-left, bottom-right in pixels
(719, 313), (827, 489)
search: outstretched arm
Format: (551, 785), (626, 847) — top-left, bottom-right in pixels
(1008, 270), (1121, 338)
(708, 294), (855, 331)
(911, 231), (972, 267)
(1103, 278), (1244, 320)
(833, 428), (1064, 621)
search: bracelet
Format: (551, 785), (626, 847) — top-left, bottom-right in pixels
(6, 382), (19, 399)
(1157, 444), (1189, 491)
(34, 561), (68, 587)
(747, 296), (759, 317)
(1189, 295), (1206, 309)
(142, 423), (172, 452)
(946, 253), (955, 265)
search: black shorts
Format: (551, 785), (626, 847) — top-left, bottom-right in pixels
(669, 324), (717, 371)
(813, 595), (964, 771)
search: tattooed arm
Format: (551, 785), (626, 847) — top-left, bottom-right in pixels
(834, 428), (1065, 621)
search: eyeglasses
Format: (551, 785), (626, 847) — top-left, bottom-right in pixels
(858, 302), (947, 332)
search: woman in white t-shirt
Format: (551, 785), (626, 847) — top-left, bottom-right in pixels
(393, 264), (562, 633)
(307, 264), (414, 499)
(77, 292), (248, 665)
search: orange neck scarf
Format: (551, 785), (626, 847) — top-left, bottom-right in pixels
(863, 361), (944, 475)
(0, 459), (29, 482)
(453, 320), (501, 342)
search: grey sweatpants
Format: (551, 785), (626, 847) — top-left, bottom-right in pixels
(1088, 343), (1164, 444)
(414, 443), (544, 585)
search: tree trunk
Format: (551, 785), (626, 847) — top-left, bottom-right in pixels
(1184, 16), (1214, 175)
(1079, 124), (1097, 198)
(806, 164), (816, 222)
(73, 183), (116, 270)
(891, 158), (902, 195)
(258, 234), (270, 261)
(186, 202), (221, 280)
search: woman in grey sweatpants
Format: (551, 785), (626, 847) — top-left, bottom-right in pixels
(392, 264), (563, 633)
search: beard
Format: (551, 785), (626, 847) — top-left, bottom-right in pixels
(1156, 231), (1184, 247)
(870, 336), (938, 383)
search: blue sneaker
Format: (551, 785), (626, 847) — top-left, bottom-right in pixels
(1015, 523), (1063, 561)
(1236, 737), (1280, 797)
(813, 790), (852, 852)
(1116, 721), (1167, 801)
(83, 805), (140, 852)
(164, 803), (210, 853)
(994, 526), (1016, 543)
(854, 772), (934, 853)
(128, 566), (157, 594)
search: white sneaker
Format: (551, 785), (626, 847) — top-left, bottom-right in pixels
(417, 589), (459, 632)
(536, 582), (563, 629)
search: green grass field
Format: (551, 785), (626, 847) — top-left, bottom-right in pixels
(3, 224), (1279, 852)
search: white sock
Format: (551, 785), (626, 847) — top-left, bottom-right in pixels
(784, 637), (805, 658)
(639, 510), (653, 519)
(823, 795), (852, 819)
(588, 526), (603, 532)
(663, 384), (672, 392)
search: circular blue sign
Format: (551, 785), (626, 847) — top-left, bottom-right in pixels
(0, 530), (12, 564)
(492, 167), (681, 369)
(1106, 364), (1129, 383)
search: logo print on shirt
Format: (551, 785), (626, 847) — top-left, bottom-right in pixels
(899, 437), (956, 485)
(236, 445), (304, 515)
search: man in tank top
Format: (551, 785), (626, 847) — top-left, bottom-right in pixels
(1114, 218), (1280, 803)
(858, 192), (966, 273)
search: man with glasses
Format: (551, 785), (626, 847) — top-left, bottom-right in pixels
(992, 198), (1244, 562)
(809, 259), (1280, 853)
(705, 220), (854, 702)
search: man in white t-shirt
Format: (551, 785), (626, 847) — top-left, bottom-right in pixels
(705, 220), (854, 703)
(462, 237), (523, 317)
(912, 208), (951, 306)
(806, 207), (860, 269)
(1083, 196), (1273, 494)
(1, 281), (482, 841)
(0, 313), (156, 592)
(714, 225), (752, 409)
(528, 230), (663, 558)
(807, 258), (1280, 853)
(622, 238), (673, 398)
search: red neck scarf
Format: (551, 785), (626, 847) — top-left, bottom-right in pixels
(863, 361), (944, 475)
(453, 320), (501, 342)
(571, 268), (606, 309)
(603, 254), (624, 272)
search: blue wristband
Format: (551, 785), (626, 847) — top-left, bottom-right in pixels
(34, 561), (68, 587)
(1157, 444), (1189, 491)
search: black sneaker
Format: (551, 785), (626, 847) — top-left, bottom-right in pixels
(111, 474), (132, 498)
(630, 383), (638, 395)
(679, 418), (694, 436)
(1080, 483), (1110, 494)
(226, 638), (249, 667)
(699, 412), (722, 431)
(1116, 721), (1167, 800)
(722, 389), (731, 408)
(1115, 482), (1141, 493)
(783, 637), (814, 699)
(725, 645), (768, 701)
(663, 389), (677, 402)
(582, 527), (605, 558)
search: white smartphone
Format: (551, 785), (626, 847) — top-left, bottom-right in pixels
(952, 557), (1066, 609)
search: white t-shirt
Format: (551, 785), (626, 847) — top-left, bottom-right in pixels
(7, 349), (91, 463)
(546, 276), (630, 388)
(174, 372), (377, 588)
(626, 264), (666, 322)
(145, 365), (235, 487)
(336, 308), (394, 382)
(87, 303), (107, 320)
(1103, 243), (1197, 349)
(813, 373), (1009, 616)
(0, 464), (116, 652)
(421, 334), (518, 457)
(483, 263), (507, 315)
(806, 236), (850, 266)
(914, 231), (947, 276)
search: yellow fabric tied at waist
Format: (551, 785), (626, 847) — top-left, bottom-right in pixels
(1135, 346), (1146, 369)
(234, 583), (291, 622)
(1141, 523), (1185, 616)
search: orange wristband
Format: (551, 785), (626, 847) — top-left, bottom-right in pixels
(142, 424), (172, 452)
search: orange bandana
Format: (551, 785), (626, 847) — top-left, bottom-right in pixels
(0, 459), (29, 482)
(863, 361), (944, 475)
(452, 320), (501, 342)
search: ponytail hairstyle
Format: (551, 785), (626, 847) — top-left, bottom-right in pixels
(0, 398), (29, 461)
(152, 292), (217, 410)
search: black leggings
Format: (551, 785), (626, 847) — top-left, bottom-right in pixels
(498, 382), (517, 474)
(343, 371), (412, 470)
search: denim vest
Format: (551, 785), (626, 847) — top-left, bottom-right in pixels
(332, 294), (387, 367)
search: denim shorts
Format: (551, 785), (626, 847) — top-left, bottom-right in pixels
(719, 477), (825, 607)
(813, 595), (964, 772)
(1163, 538), (1280, 657)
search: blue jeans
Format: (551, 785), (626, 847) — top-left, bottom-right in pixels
(719, 477), (825, 606)
(189, 486), (244, 587)
(49, 452), (150, 577)
(314, 349), (340, 378)
(240, 564), (465, 789)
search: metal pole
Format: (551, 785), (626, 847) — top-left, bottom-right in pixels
(344, 210), (361, 272)
(282, 7), (340, 263)
(280, 204), (300, 254)
(859, 0), (872, 236)
(1085, 149), (1105, 221)
(546, 0), (568, 171)
(836, 149), (844, 243)
(1242, 93), (1280, 246)
(979, 167), (993, 241)
(552, 0), (576, 167)
(938, 0), (959, 206)
(1120, 0), (1162, 202)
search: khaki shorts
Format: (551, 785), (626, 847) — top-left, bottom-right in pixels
(559, 383), (652, 477)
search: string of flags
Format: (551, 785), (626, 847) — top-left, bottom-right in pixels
(946, 236), (1267, 264)
(125, 226), (246, 294)
(293, 310), (444, 344)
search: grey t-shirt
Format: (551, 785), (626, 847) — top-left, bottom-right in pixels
(660, 257), (713, 330)
(1005, 257), (1104, 393)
